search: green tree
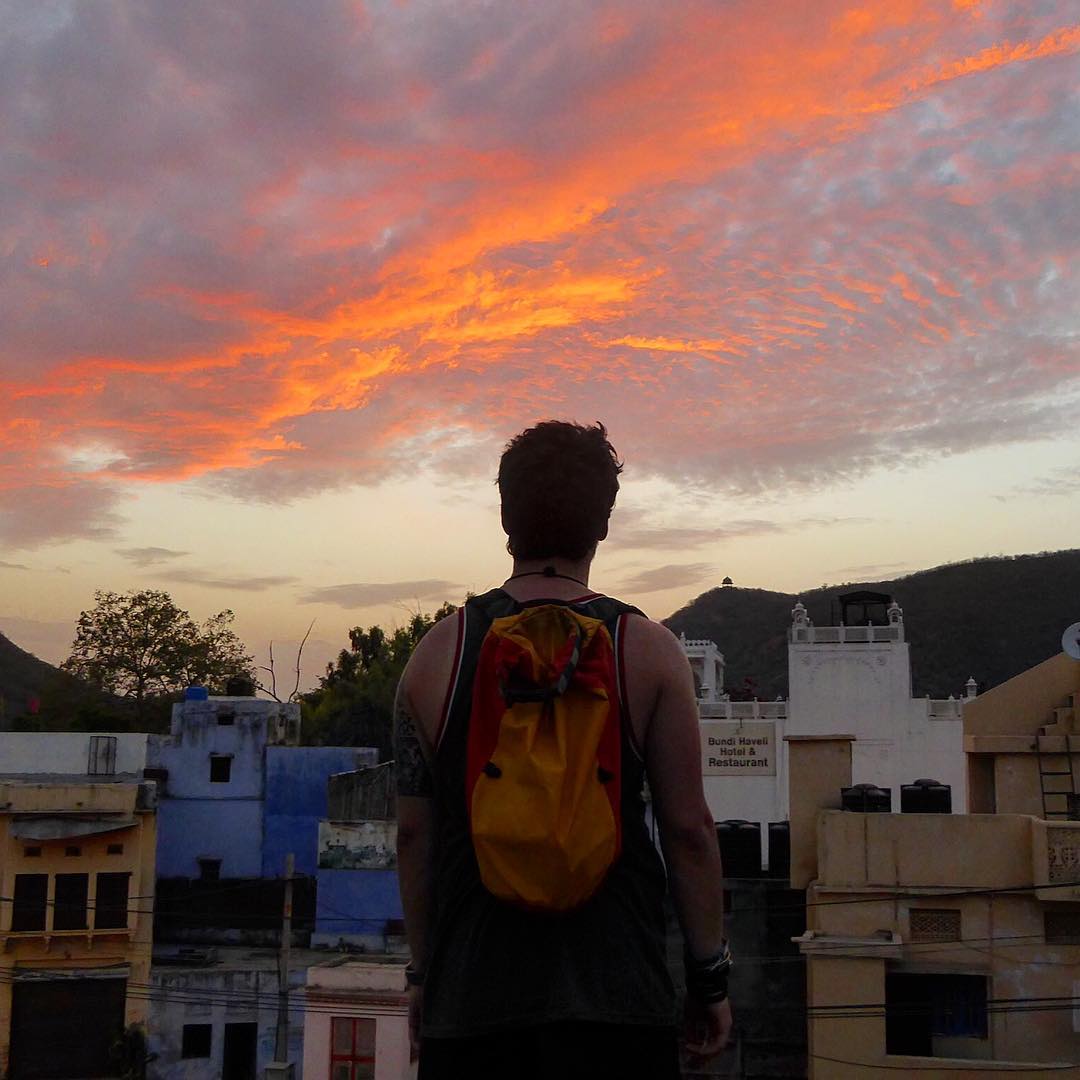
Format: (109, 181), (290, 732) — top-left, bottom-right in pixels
(61, 589), (254, 729)
(302, 602), (457, 756)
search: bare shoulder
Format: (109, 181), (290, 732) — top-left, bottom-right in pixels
(621, 613), (694, 675)
(619, 613), (695, 746)
(400, 610), (462, 740)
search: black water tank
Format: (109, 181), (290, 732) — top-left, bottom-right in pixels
(767, 821), (791, 880)
(715, 819), (762, 878)
(841, 783), (892, 813)
(226, 674), (257, 696)
(901, 778), (952, 814)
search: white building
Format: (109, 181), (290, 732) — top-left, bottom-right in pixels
(689, 593), (971, 870)
(303, 959), (412, 1080)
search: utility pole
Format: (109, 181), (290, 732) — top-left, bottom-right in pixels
(274, 852), (294, 1064)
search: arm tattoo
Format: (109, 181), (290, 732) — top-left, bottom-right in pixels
(393, 689), (434, 798)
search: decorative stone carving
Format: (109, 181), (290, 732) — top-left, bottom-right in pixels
(1048, 828), (1080, 884)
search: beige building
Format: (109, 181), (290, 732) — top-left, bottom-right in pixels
(790, 649), (1080, 1078)
(0, 777), (157, 1077)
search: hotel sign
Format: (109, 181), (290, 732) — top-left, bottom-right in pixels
(701, 721), (776, 776)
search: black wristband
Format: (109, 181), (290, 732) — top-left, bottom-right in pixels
(684, 941), (732, 1004)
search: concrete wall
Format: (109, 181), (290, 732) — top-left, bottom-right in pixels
(964, 653), (1079, 738)
(263, 747), (376, 878)
(156, 798), (265, 879)
(789, 636), (967, 814)
(816, 809), (1036, 891)
(0, 731), (150, 776)
(303, 962), (411, 1080)
(314, 868), (403, 946)
(148, 964), (305, 1080)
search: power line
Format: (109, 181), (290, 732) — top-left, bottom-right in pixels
(811, 1051), (1079, 1072)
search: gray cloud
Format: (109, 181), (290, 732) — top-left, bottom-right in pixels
(0, 482), (126, 548)
(994, 463), (1080, 502)
(0, 560), (30, 571)
(160, 569), (299, 592)
(115, 546), (189, 567)
(616, 563), (715, 595)
(301, 579), (461, 609)
(610, 512), (873, 552)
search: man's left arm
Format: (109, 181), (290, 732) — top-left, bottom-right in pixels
(393, 678), (437, 1059)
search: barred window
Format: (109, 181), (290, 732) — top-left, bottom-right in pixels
(910, 908), (961, 943)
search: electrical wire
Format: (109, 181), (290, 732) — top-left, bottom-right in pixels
(810, 1051), (1079, 1072)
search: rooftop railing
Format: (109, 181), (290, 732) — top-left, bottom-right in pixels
(700, 700), (787, 720)
(789, 624), (903, 644)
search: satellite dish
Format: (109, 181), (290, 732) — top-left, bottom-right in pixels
(1063, 622), (1080, 661)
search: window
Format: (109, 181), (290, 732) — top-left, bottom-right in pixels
(11, 874), (48, 932)
(23, 846), (42, 858)
(107, 843), (124, 855)
(87, 734), (117, 776)
(1068, 794), (1080, 822)
(54, 873), (89, 931)
(198, 858), (222, 881)
(1045, 909), (1080, 944)
(181, 1023), (212, 1058)
(94, 872), (130, 930)
(886, 973), (988, 1057)
(65, 846), (81, 857)
(209, 755), (232, 783)
(217, 709), (235, 726)
(330, 1017), (376, 1079)
(910, 909), (961, 943)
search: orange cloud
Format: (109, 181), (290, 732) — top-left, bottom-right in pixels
(0, 1), (1077, 543)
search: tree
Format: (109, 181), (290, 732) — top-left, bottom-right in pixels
(302, 602), (457, 756)
(62, 590), (254, 729)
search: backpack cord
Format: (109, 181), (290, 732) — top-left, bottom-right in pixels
(505, 566), (589, 588)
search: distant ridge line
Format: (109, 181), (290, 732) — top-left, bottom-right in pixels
(663, 548), (1080, 700)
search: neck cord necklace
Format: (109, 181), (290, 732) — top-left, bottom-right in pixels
(506, 566), (589, 588)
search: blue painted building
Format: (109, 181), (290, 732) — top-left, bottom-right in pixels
(149, 692), (376, 881)
(263, 745), (375, 878)
(312, 765), (405, 951)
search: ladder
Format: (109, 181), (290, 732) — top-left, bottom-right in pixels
(1036, 732), (1078, 821)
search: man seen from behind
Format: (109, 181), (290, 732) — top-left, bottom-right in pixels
(394, 419), (732, 1078)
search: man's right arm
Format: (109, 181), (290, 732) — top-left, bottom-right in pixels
(630, 619), (732, 1056)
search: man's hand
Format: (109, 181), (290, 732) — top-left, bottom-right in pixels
(684, 995), (733, 1061)
(408, 984), (423, 1062)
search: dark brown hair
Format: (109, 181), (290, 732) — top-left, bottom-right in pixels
(497, 420), (622, 561)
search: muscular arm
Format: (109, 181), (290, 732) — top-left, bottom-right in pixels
(394, 684), (437, 970)
(393, 613), (459, 979)
(631, 620), (726, 960)
(631, 620), (731, 1055)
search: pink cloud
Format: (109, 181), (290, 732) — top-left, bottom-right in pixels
(0, 1), (1077, 545)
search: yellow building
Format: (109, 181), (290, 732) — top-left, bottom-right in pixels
(790, 649), (1080, 1079)
(0, 778), (157, 1078)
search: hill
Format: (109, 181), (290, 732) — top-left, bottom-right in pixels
(0, 629), (62, 723)
(0, 628), (124, 731)
(663, 549), (1080, 700)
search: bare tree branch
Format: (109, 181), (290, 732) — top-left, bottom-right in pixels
(292, 620), (315, 702)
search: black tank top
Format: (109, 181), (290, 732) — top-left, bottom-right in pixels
(421, 588), (676, 1037)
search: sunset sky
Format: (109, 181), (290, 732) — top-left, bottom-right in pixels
(1, 0), (1078, 689)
